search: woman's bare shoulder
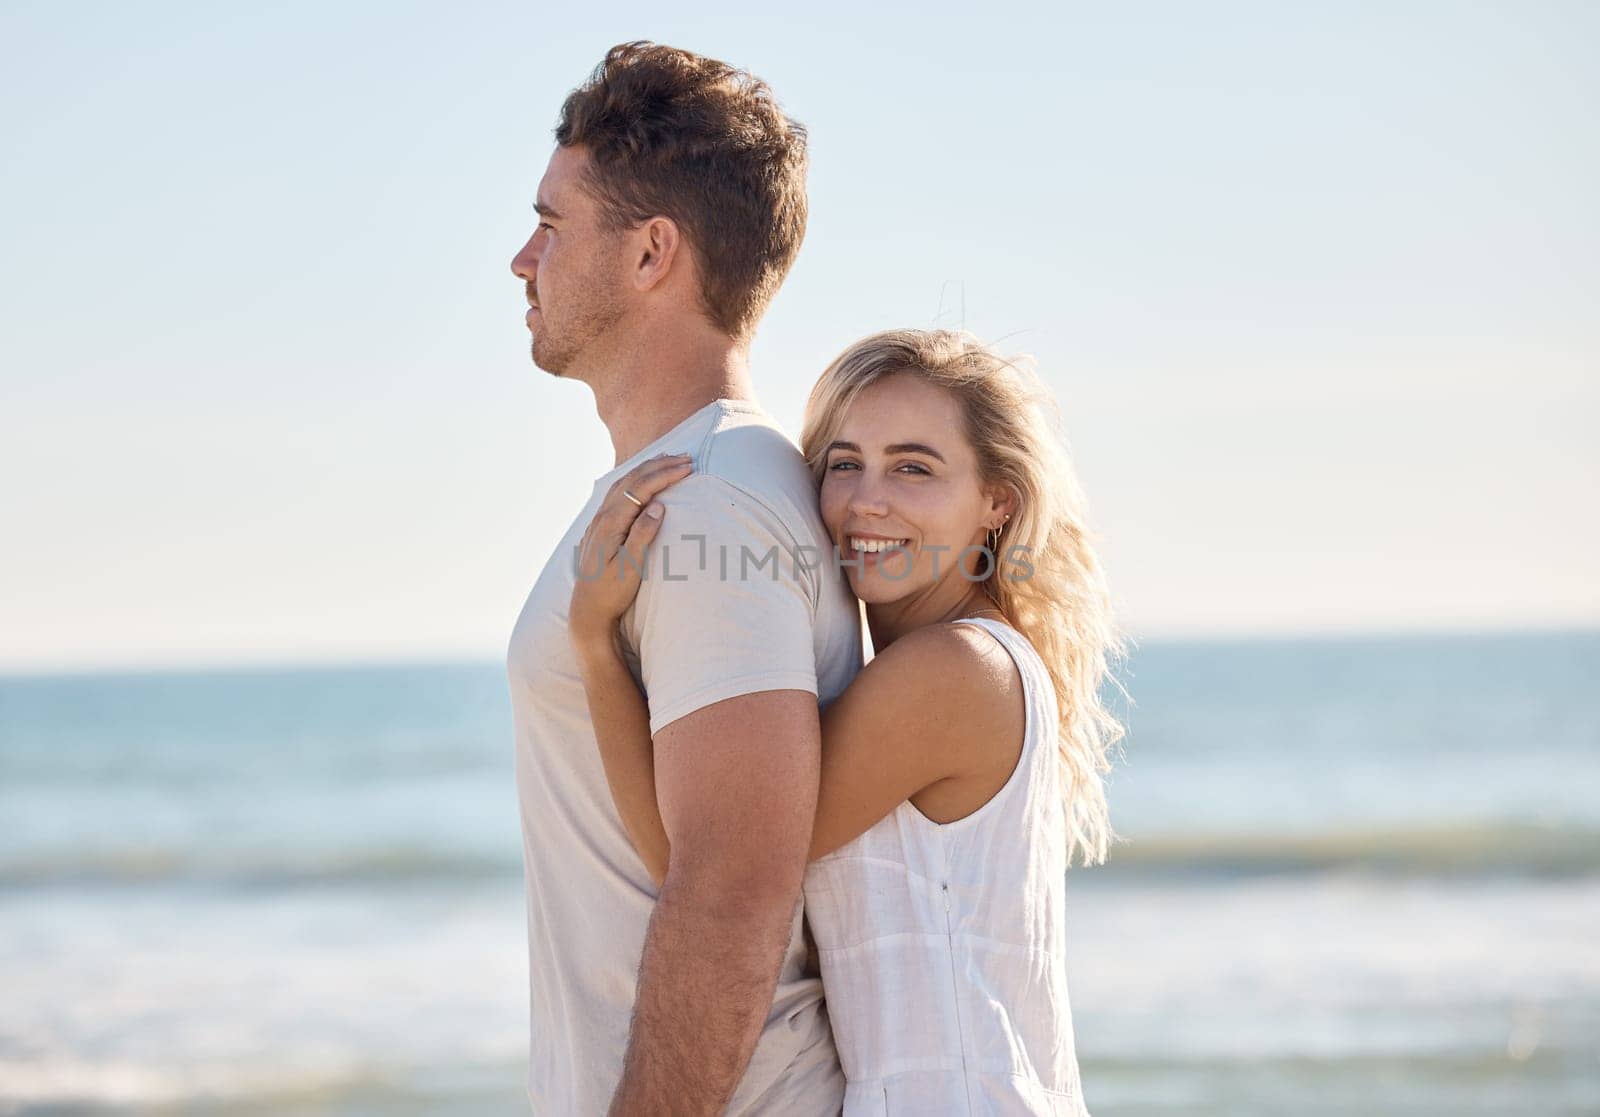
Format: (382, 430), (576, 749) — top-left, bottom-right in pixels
(841, 621), (1024, 764)
(875, 619), (1021, 683)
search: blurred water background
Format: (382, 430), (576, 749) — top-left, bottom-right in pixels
(2, 629), (1596, 1116)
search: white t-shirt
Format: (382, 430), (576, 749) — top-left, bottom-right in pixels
(507, 397), (863, 1114)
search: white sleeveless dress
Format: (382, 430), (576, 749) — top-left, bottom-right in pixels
(801, 617), (1090, 1116)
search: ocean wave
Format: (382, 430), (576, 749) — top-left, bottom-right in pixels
(6, 822), (1598, 888)
(0, 847), (521, 888)
(1103, 822), (1600, 878)
(0, 1056), (524, 1110)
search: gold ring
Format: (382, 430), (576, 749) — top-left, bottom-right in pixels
(622, 489), (645, 508)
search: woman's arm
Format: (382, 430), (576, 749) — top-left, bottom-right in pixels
(573, 627), (671, 886)
(807, 621), (1024, 859)
(570, 457), (1022, 877)
(578, 611), (1023, 878)
(567, 453), (693, 888)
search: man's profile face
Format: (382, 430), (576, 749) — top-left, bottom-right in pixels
(510, 145), (626, 378)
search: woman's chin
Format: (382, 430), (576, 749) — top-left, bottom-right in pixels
(848, 574), (916, 607)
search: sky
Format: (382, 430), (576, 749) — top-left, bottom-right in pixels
(1, 0), (1596, 672)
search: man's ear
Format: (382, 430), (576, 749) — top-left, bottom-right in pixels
(631, 216), (683, 292)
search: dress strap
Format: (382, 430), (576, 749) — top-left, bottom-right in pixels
(949, 616), (1058, 740)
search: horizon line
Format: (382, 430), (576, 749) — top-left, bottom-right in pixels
(3, 620), (1597, 681)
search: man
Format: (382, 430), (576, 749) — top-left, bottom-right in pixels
(506, 42), (861, 1114)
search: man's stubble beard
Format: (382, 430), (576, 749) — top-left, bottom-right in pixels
(530, 282), (626, 381)
(530, 333), (566, 377)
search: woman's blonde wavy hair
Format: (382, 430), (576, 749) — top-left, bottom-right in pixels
(799, 329), (1127, 866)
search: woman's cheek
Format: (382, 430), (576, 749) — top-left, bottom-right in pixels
(818, 482), (847, 542)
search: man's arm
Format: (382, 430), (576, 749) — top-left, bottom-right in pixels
(609, 688), (820, 1115)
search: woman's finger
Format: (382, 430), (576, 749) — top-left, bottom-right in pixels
(605, 456), (692, 525)
(608, 453), (689, 497)
(627, 455), (694, 501)
(617, 501), (667, 580)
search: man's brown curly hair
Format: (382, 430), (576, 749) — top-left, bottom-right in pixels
(555, 42), (809, 341)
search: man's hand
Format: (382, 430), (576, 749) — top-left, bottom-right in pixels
(609, 689), (820, 1115)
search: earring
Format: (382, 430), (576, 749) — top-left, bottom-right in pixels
(987, 513), (1012, 555)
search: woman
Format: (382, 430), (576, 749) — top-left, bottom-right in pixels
(569, 329), (1124, 1114)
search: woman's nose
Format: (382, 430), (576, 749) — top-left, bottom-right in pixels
(848, 481), (890, 517)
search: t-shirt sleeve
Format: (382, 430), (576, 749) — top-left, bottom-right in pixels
(621, 473), (821, 737)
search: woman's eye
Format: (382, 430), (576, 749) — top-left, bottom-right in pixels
(897, 463), (931, 476)
(828, 460), (860, 472)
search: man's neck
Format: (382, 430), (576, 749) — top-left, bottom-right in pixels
(592, 330), (759, 467)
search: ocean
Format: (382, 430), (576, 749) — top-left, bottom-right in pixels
(2, 631), (1596, 1115)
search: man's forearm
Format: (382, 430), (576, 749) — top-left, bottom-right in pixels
(609, 872), (801, 1115)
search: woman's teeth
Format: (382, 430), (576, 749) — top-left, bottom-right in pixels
(849, 537), (909, 553)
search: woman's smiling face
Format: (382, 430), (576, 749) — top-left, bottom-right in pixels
(819, 372), (1001, 604)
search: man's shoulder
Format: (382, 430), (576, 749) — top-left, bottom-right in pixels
(698, 406), (813, 491)
(676, 405), (823, 542)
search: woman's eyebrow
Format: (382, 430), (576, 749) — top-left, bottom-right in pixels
(824, 439), (946, 464)
(884, 442), (945, 463)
